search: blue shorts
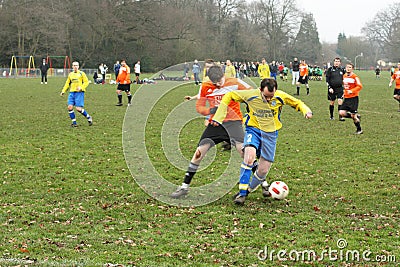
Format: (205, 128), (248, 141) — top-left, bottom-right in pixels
(68, 92), (85, 107)
(243, 126), (278, 162)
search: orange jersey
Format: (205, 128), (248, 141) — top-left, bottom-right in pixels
(299, 63), (308, 76)
(343, 73), (362, 98)
(391, 68), (400, 89)
(116, 65), (131, 84)
(196, 77), (252, 122)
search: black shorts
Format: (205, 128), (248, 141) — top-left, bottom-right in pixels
(328, 86), (344, 101)
(298, 75), (308, 84)
(198, 120), (244, 147)
(117, 84), (130, 92)
(394, 89), (400, 96)
(339, 97), (359, 114)
(135, 73), (140, 77)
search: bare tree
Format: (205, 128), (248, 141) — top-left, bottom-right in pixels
(362, 3), (400, 62)
(249, 0), (299, 61)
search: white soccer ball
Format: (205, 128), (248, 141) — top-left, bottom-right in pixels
(268, 181), (289, 200)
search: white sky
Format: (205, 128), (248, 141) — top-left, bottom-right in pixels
(299, 0), (398, 43)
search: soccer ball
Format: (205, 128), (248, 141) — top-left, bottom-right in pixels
(268, 181), (289, 200)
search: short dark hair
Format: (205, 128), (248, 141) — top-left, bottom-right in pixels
(346, 62), (354, 68)
(334, 57), (341, 61)
(207, 65), (224, 83)
(260, 78), (277, 92)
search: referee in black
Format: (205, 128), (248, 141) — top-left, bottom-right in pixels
(326, 57), (345, 120)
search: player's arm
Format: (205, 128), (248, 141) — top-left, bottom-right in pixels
(283, 93), (313, 118)
(195, 85), (216, 116)
(81, 72), (89, 90)
(389, 75), (395, 87)
(212, 91), (245, 125)
(347, 77), (363, 95)
(61, 75), (71, 95)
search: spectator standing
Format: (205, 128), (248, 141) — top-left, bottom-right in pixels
(114, 61), (121, 80)
(134, 60), (141, 84)
(39, 58), (49, 84)
(192, 60), (201, 85)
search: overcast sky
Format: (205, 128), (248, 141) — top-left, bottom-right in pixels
(299, 0), (397, 43)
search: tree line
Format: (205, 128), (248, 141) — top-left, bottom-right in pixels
(0, 0), (399, 71)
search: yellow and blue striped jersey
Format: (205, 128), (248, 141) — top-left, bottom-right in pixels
(258, 63), (270, 79)
(62, 70), (89, 93)
(213, 89), (312, 132)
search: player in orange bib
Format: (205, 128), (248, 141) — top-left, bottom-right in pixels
(388, 62), (400, 112)
(339, 63), (363, 134)
(295, 59), (310, 95)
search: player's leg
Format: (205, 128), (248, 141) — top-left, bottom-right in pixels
(248, 130), (277, 195)
(394, 90), (400, 111)
(116, 86), (123, 106)
(295, 81), (300, 95)
(125, 86), (132, 106)
(328, 91), (336, 120)
(170, 124), (223, 198)
(74, 93), (92, 126)
(170, 143), (211, 198)
(233, 145), (257, 205)
(306, 79), (310, 95)
(337, 97), (344, 121)
(347, 98), (362, 134)
(67, 93), (77, 127)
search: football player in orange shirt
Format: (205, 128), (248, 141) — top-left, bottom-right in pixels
(295, 59), (310, 95)
(388, 62), (400, 112)
(339, 63), (363, 134)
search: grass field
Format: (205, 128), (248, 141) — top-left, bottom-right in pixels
(0, 71), (399, 267)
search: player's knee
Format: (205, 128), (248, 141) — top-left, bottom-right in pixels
(67, 105), (73, 111)
(194, 148), (202, 160)
(76, 107), (82, 112)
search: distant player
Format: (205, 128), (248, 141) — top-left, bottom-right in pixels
(291, 58), (300, 85)
(339, 63), (363, 134)
(388, 62), (400, 112)
(60, 61), (93, 127)
(295, 59), (309, 95)
(375, 66), (381, 79)
(258, 58), (271, 79)
(115, 60), (132, 106)
(326, 57), (345, 120)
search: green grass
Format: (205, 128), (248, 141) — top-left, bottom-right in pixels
(0, 72), (399, 266)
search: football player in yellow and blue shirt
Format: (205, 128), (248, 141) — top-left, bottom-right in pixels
(60, 61), (92, 127)
(257, 58), (270, 79)
(212, 78), (312, 205)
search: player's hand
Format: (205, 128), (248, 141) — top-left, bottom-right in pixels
(209, 107), (218, 114)
(76, 86), (82, 92)
(60, 92), (64, 96)
(210, 120), (220, 127)
(305, 112), (313, 119)
(184, 96), (192, 101)
(328, 88), (334, 94)
(389, 82), (392, 87)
